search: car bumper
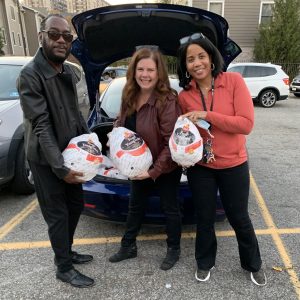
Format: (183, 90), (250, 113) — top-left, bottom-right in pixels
(279, 95), (289, 100)
(82, 176), (195, 225)
(0, 138), (13, 186)
(82, 175), (225, 225)
(290, 85), (300, 93)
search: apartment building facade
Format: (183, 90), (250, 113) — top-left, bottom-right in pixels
(68, 0), (109, 14)
(22, 0), (68, 13)
(0, 0), (109, 56)
(0, 0), (27, 55)
(1, 0), (274, 58)
(21, 0), (50, 13)
(22, 5), (45, 55)
(191, 0), (275, 60)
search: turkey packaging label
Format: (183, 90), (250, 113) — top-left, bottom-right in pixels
(109, 127), (153, 178)
(169, 117), (203, 167)
(62, 133), (103, 181)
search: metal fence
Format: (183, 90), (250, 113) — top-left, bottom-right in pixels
(167, 62), (300, 80)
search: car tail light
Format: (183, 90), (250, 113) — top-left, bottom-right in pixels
(283, 78), (289, 85)
(85, 203), (96, 208)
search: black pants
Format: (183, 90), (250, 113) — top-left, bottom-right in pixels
(121, 168), (182, 249)
(29, 161), (84, 272)
(187, 162), (262, 272)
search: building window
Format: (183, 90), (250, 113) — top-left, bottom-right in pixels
(208, 1), (224, 16)
(12, 32), (16, 45)
(259, 1), (275, 25)
(18, 33), (22, 46)
(0, 28), (7, 44)
(10, 6), (16, 20)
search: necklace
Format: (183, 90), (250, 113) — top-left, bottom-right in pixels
(199, 84), (211, 91)
(197, 77), (213, 91)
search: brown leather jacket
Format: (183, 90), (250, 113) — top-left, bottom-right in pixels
(117, 91), (182, 180)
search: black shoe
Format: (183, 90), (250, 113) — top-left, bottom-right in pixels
(160, 248), (180, 271)
(56, 269), (94, 288)
(250, 269), (267, 286)
(71, 251), (93, 264)
(109, 244), (137, 263)
(195, 267), (214, 282)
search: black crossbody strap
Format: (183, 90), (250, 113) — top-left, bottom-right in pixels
(199, 78), (215, 112)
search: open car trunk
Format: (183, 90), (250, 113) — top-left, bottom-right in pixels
(92, 123), (113, 157)
(71, 3), (241, 110)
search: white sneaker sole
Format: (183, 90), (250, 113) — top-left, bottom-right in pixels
(250, 271), (267, 286)
(195, 266), (215, 282)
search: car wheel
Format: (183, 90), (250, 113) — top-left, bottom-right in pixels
(293, 93), (300, 97)
(11, 140), (35, 195)
(258, 89), (278, 108)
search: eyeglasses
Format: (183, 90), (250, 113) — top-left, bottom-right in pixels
(135, 45), (159, 51)
(179, 33), (206, 45)
(41, 30), (73, 43)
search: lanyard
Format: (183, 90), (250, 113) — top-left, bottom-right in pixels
(199, 78), (215, 112)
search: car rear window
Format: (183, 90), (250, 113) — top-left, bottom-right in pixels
(116, 69), (127, 77)
(0, 65), (22, 100)
(227, 65), (245, 75)
(100, 78), (181, 119)
(243, 66), (277, 78)
(101, 80), (124, 118)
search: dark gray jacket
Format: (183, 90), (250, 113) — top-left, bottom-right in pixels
(17, 48), (89, 179)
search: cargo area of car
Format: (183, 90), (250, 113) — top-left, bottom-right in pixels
(92, 124), (113, 157)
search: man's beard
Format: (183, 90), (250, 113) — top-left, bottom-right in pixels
(42, 40), (71, 64)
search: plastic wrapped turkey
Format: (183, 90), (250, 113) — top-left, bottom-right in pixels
(97, 155), (128, 180)
(108, 127), (153, 178)
(169, 117), (203, 167)
(62, 133), (103, 181)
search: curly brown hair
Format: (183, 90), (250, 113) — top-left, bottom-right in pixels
(122, 47), (175, 116)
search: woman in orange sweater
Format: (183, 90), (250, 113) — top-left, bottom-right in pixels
(177, 33), (266, 286)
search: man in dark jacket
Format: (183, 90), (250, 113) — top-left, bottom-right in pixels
(17, 14), (94, 288)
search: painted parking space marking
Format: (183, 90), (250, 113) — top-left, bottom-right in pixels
(0, 174), (299, 298)
(0, 227), (299, 251)
(250, 173), (300, 299)
(0, 199), (38, 240)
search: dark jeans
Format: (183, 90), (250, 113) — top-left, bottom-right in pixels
(121, 167), (182, 249)
(29, 162), (84, 272)
(187, 162), (262, 272)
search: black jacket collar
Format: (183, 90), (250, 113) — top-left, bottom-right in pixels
(33, 48), (67, 80)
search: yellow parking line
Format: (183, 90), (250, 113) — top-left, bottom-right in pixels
(250, 173), (300, 299)
(0, 227), (299, 251)
(0, 177), (299, 298)
(0, 199), (38, 240)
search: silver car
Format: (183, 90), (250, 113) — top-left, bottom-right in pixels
(0, 56), (89, 194)
(290, 73), (300, 97)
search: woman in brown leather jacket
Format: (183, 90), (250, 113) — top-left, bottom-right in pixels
(109, 46), (182, 270)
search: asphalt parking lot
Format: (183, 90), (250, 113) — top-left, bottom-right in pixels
(0, 95), (299, 300)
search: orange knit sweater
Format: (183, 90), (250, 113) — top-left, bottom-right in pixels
(178, 72), (254, 169)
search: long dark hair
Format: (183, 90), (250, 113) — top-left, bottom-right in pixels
(177, 33), (224, 90)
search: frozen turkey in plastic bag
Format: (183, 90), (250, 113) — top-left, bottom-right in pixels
(98, 166), (128, 180)
(169, 117), (203, 167)
(109, 127), (153, 178)
(97, 155), (128, 180)
(62, 133), (103, 181)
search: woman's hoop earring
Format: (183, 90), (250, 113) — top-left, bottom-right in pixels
(211, 63), (215, 71)
(185, 71), (190, 78)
